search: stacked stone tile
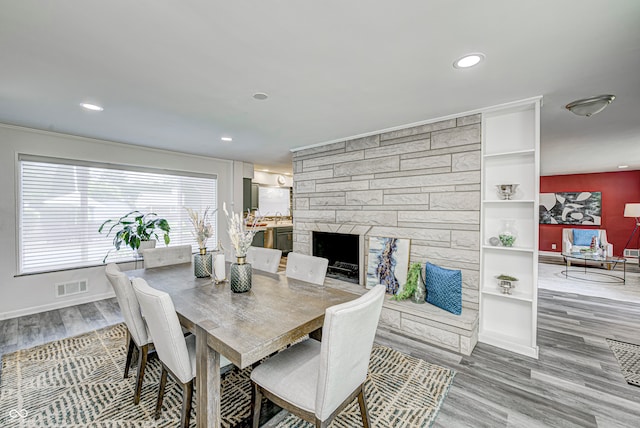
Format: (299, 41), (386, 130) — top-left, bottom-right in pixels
(292, 114), (481, 355)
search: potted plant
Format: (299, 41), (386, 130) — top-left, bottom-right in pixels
(99, 211), (170, 262)
(496, 274), (518, 294)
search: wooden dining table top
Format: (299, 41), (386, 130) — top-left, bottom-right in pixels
(125, 262), (358, 369)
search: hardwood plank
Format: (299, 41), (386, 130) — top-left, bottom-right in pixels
(16, 313), (42, 349)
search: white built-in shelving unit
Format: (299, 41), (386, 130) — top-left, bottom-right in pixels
(479, 97), (541, 359)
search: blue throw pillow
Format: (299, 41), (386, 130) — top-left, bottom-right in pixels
(573, 229), (599, 247)
(425, 262), (462, 315)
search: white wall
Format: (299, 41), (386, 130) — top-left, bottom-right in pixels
(0, 124), (245, 319)
(253, 170), (293, 187)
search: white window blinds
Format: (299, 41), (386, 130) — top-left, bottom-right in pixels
(19, 156), (217, 274)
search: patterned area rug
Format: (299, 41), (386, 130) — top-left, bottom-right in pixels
(0, 323), (455, 427)
(607, 338), (640, 387)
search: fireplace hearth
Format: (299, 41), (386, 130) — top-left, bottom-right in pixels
(312, 231), (359, 284)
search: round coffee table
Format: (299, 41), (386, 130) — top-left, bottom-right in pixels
(561, 252), (626, 284)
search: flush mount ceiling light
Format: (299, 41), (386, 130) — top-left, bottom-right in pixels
(618, 165), (629, 169)
(453, 53), (485, 69)
(221, 136), (233, 142)
(565, 94), (615, 117)
(80, 103), (103, 111)
(253, 92), (269, 100)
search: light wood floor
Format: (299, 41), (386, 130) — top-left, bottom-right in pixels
(2, 264), (640, 427)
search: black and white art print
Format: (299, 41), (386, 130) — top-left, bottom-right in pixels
(539, 191), (602, 225)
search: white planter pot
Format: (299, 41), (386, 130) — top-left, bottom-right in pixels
(137, 239), (157, 257)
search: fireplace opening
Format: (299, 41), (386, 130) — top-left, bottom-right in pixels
(312, 231), (359, 284)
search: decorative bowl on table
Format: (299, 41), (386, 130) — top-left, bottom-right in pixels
(496, 184), (519, 200)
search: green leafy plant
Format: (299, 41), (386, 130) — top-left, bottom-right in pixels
(392, 263), (423, 301)
(497, 274), (518, 281)
(98, 211), (170, 262)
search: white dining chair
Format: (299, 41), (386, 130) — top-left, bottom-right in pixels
(104, 263), (152, 405)
(141, 244), (193, 268)
(131, 277), (232, 428)
(285, 252), (329, 285)
(246, 246), (283, 273)
(250, 284), (385, 428)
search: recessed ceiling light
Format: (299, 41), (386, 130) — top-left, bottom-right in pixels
(80, 103), (103, 111)
(221, 137), (233, 142)
(618, 165), (629, 169)
(453, 53), (485, 69)
(253, 92), (269, 100)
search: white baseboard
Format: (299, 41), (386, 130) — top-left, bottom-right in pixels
(0, 291), (116, 321)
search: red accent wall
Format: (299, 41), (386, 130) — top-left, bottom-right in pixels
(540, 171), (640, 256)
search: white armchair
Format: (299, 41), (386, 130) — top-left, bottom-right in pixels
(562, 228), (613, 256)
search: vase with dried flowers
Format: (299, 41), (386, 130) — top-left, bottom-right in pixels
(186, 207), (216, 278)
(222, 202), (261, 292)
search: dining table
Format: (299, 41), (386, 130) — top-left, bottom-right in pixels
(125, 261), (358, 428)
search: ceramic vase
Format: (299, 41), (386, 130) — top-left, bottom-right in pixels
(230, 256), (252, 293)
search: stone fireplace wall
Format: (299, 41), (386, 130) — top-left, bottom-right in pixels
(292, 114), (481, 313)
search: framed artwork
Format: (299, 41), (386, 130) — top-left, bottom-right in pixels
(366, 236), (410, 294)
(539, 191), (602, 225)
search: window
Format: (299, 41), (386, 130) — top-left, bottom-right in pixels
(19, 155), (217, 274)
(257, 186), (291, 216)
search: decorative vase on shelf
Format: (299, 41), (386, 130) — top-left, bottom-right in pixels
(194, 248), (213, 278)
(498, 220), (517, 247)
(230, 256), (252, 293)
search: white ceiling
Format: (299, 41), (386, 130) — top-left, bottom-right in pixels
(1, 1), (639, 176)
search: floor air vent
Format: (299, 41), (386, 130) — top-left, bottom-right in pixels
(56, 279), (88, 297)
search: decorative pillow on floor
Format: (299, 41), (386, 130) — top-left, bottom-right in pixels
(573, 229), (599, 247)
(425, 262), (462, 315)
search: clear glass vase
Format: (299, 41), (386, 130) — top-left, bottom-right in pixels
(230, 256), (252, 293)
(498, 220), (518, 247)
(412, 281), (426, 304)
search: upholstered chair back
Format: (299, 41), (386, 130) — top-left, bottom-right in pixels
(285, 252), (329, 285)
(105, 263), (150, 347)
(132, 278), (194, 383)
(315, 284), (385, 421)
(142, 245), (193, 268)
(246, 247), (282, 273)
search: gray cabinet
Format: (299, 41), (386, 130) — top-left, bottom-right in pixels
(252, 230), (264, 247)
(274, 226), (293, 254)
(243, 179), (260, 212)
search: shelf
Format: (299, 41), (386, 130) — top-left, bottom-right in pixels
(482, 245), (534, 253)
(482, 199), (535, 204)
(483, 149), (535, 158)
(481, 289), (533, 302)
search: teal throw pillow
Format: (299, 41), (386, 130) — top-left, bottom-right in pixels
(573, 229), (599, 247)
(425, 262), (462, 315)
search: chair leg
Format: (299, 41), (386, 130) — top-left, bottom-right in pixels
(155, 366), (168, 419)
(251, 382), (263, 428)
(357, 388), (370, 428)
(180, 380), (194, 428)
(134, 344), (149, 405)
(124, 336), (135, 379)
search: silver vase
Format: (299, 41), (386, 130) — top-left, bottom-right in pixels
(230, 256), (252, 293)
